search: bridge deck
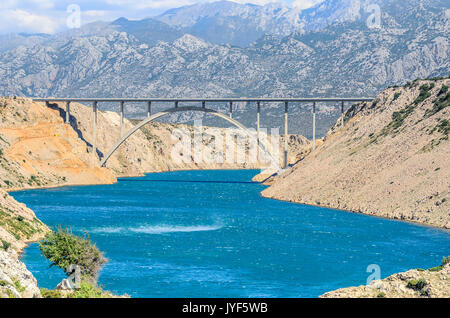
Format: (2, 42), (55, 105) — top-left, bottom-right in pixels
(33, 97), (373, 103)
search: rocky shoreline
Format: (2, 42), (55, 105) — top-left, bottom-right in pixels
(321, 260), (450, 298)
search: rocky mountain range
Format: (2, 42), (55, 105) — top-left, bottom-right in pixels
(0, 0), (448, 138)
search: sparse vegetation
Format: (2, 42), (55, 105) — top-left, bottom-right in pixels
(413, 84), (433, 105)
(425, 90), (449, 118)
(442, 256), (450, 266)
(69, 281), (110, 298)
(41, 281), (120, 299)
(40, 288), (63, 298)
(12, 279), (26, 293)
(393, 92), (401, 101)
(407, 278), (427, 291)
(39, 227), (107, 282)
(0, 208), (42, 240)
(382, 103), (416, 135)
(1, 239), (11, 251)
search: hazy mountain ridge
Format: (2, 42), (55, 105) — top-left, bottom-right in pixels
(0, 0), (448, 137)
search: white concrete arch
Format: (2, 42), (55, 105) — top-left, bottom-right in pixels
(99, 106), (282, 172)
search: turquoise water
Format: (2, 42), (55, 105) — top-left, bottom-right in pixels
(12, 170), (450, 298)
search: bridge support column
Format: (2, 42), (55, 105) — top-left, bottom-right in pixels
(93, 101), (98, 158)
(65, 101), (70, 124)
(341, 101), (345, 127)
(175, 101), (179, 108)
(284, 101), (288, 169)
(312, 102), (316, 151)
(257, 101), (261, 162)
(229, 102), (233, 119)
(147, 101), (151, 118)
(202, 101), (206, 109)
(120, 101), (124, 137)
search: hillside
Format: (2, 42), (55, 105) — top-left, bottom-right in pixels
(321, 258), (450, 298)
(262, 78), (450, 229)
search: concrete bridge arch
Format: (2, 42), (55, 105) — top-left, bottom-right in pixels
(99, 106), (282, 171)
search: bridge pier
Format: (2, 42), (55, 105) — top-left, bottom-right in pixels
(120, 101), (124, 137)
(341, 101), (345, 127)
(312, 102), (316, 151)
(147, 101), (151, 118)
(257, 101), (261, 162)
(65, 101), (70, 124)
(229, 101), (233, 119)
(284, 101), (288, 169)
(93, 101), (98, 158)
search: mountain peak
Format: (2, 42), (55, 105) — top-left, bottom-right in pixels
(173, 34), (210, 51)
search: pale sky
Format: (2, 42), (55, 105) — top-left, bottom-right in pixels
(0, 0), (325, 34)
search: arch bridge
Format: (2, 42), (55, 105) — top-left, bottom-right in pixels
(33, 97), (373, 171)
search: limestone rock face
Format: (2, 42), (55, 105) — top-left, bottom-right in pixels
(262, 78), (450, 229)
(0, 189), (48, 298)
(321, 262), (450, 298)
(0, 250), (41, 298)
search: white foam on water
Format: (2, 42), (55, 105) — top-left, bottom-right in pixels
(130, 224), (223, 234)
(91, 224), (224, 235)
(90, 226), (125, 234)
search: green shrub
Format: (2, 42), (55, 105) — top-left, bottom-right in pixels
(442, 256), (450, 266)
(425, 91), (449, 117)
(438, 85), (448, 96)
(377, 292), (386, 298)
(1, 239), (11, 251)
(13, 279), (26, 293)
(39, 227), (107, 282)
(413, 84), (433, 105)
(407, 278), (427, 290)
(69, 281), (108, 298)
(393, 92), (401, 101)
(428, 266), (443, 272)
(40, 288), (63, 298)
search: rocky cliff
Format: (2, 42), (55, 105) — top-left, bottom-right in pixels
(262, 78), (450, 229)
(0, 189), (49, 298)
(321, 259), (450, 298)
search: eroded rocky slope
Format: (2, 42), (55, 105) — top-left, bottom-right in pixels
(321, 259), (450, 298)
(0, 189), (49, 298)
(262, 78), (450, 229)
